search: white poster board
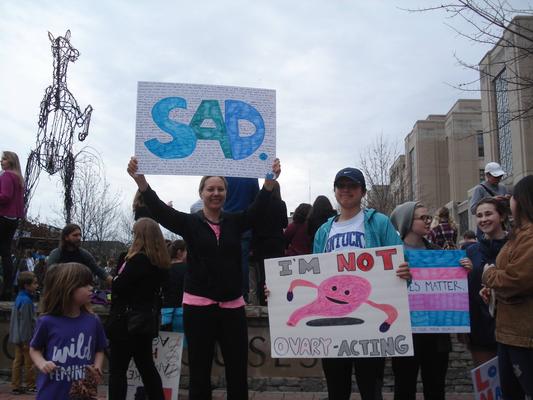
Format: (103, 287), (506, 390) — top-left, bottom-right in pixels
(265, 246), (413, 358)
(471, 357), (501, 400)
(125, 332), (184, 400)
(135, 81), (276, 178)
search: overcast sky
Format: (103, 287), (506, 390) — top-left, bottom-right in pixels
(2, 0), (528, 227)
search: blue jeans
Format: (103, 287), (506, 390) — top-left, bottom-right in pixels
(498, 342), (533, 399)
(161, 307), (184, 333)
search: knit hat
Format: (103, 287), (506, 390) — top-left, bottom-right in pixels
(390, 201), (419, 240)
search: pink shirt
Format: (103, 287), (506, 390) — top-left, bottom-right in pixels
(0, 171), (24, 218)
(182, 219), (245, 308)
(182, 292), (245, 308)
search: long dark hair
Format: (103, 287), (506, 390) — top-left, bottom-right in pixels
(510, 175), (533, 233)
(292, 203), (312, 224)
(59, 224), (81, 249)
(167, 239), (186, 259)
(307, 195), (336, 237)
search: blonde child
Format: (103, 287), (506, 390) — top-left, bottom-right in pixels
(29, 263), (107, 399)
(9, 271), (38, 394)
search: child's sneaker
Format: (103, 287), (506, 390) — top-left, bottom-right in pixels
(26, 387), (38, 393)
(11, 388), (25, 395)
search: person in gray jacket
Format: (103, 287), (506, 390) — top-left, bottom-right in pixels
(9, 271), (38, 394)
(47, 224), (111, 285)
(470, 162), (510, 215)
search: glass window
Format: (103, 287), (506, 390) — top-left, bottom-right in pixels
(477, 130), (484, 157)
(479, 169), (485, 183)
(409, 148), (416, 200)
(459, 210), (469, 236)
(494, 71), (513, 175)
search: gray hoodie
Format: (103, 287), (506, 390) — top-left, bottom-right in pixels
(390, 201), (420, 240)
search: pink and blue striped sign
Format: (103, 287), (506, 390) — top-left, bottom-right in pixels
(405, 250), (470, 333)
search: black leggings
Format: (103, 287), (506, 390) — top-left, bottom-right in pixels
(108, 334), (164, 400)
(0, 217), (18, 299)
(321, 357), (385, 400)
(392, 335), (449, 400)
(183, 304), (248, 400)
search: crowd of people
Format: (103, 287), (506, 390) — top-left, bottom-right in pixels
(2, 147), (533, 400)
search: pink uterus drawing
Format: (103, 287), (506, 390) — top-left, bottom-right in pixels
(286, 275), (398, 332)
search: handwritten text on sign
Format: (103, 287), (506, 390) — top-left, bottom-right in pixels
(265, 246), (413, 358)
(406, 250), (470, 333)
(471, 357), (501, 400)
(125, 332), (184, 400)
(135, 81), (276, 178)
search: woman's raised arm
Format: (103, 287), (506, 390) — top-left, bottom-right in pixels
(127, 157), (149, 192)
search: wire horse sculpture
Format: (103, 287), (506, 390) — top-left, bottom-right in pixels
(24, 30), (93, 223)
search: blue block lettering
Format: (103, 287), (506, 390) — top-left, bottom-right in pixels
(225, 100), (265, 160)
(145, 97), (196, 159)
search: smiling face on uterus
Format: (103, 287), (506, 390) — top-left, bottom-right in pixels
(318, 275), (371, 314)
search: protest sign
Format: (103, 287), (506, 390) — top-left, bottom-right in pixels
(265, 246), (413, 358)
(135, 81), (276, 178)
(124, 332), (184, 400)
(406, 250), (470, 333)
(471, 357), (501, 400)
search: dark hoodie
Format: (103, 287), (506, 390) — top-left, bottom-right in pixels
(466, 236), (507, 347)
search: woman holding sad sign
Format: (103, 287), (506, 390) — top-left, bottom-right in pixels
(127, 157), (280, 400)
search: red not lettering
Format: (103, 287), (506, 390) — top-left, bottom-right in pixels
(337, 253), (356, 271)
(357, 253), (374, 272)
(375, 248), (397, 270)
(337, 252), (377, 272)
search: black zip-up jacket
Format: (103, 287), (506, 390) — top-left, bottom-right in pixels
(111, 253), (164, 311)
(142, 185), (272, 301)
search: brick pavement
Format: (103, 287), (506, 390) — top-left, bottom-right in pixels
(0, 384), (474, 399)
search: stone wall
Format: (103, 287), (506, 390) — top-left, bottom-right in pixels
(0, 303), (474, 393)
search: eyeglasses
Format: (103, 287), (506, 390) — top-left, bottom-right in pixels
(415, 215), (433, 223)
(335, 182), (360, 190)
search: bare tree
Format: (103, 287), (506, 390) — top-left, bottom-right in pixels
(359, 134), (400, 215)
(406, 1), (533, 126)
(116, 206), (135, 247)
(67, 152), (122, 242)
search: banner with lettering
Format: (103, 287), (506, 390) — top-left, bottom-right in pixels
(405, 250), (470, 333)
(124, 332), (184, 400)
(471, 357), (501, 400)
(135, 81), (276, 178)
(265, 246), (413, 358)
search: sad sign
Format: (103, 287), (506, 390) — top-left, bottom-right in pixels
(147, 98), (266, 160)
(135, 82), (276, 178)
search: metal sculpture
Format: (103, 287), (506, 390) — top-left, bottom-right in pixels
(24, 30), (93, 223)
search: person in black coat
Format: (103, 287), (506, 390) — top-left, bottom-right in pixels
(108, 218), (171, 400)
(466, 198), (508, 366)
(127, 157), (281, 400)
(252, 181), (288, 306)
(160, 239), (188, 332)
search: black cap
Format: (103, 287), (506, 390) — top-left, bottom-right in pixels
(334, 167), (366, 190)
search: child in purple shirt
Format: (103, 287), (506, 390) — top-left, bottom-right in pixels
(30, 263), (107, 400)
